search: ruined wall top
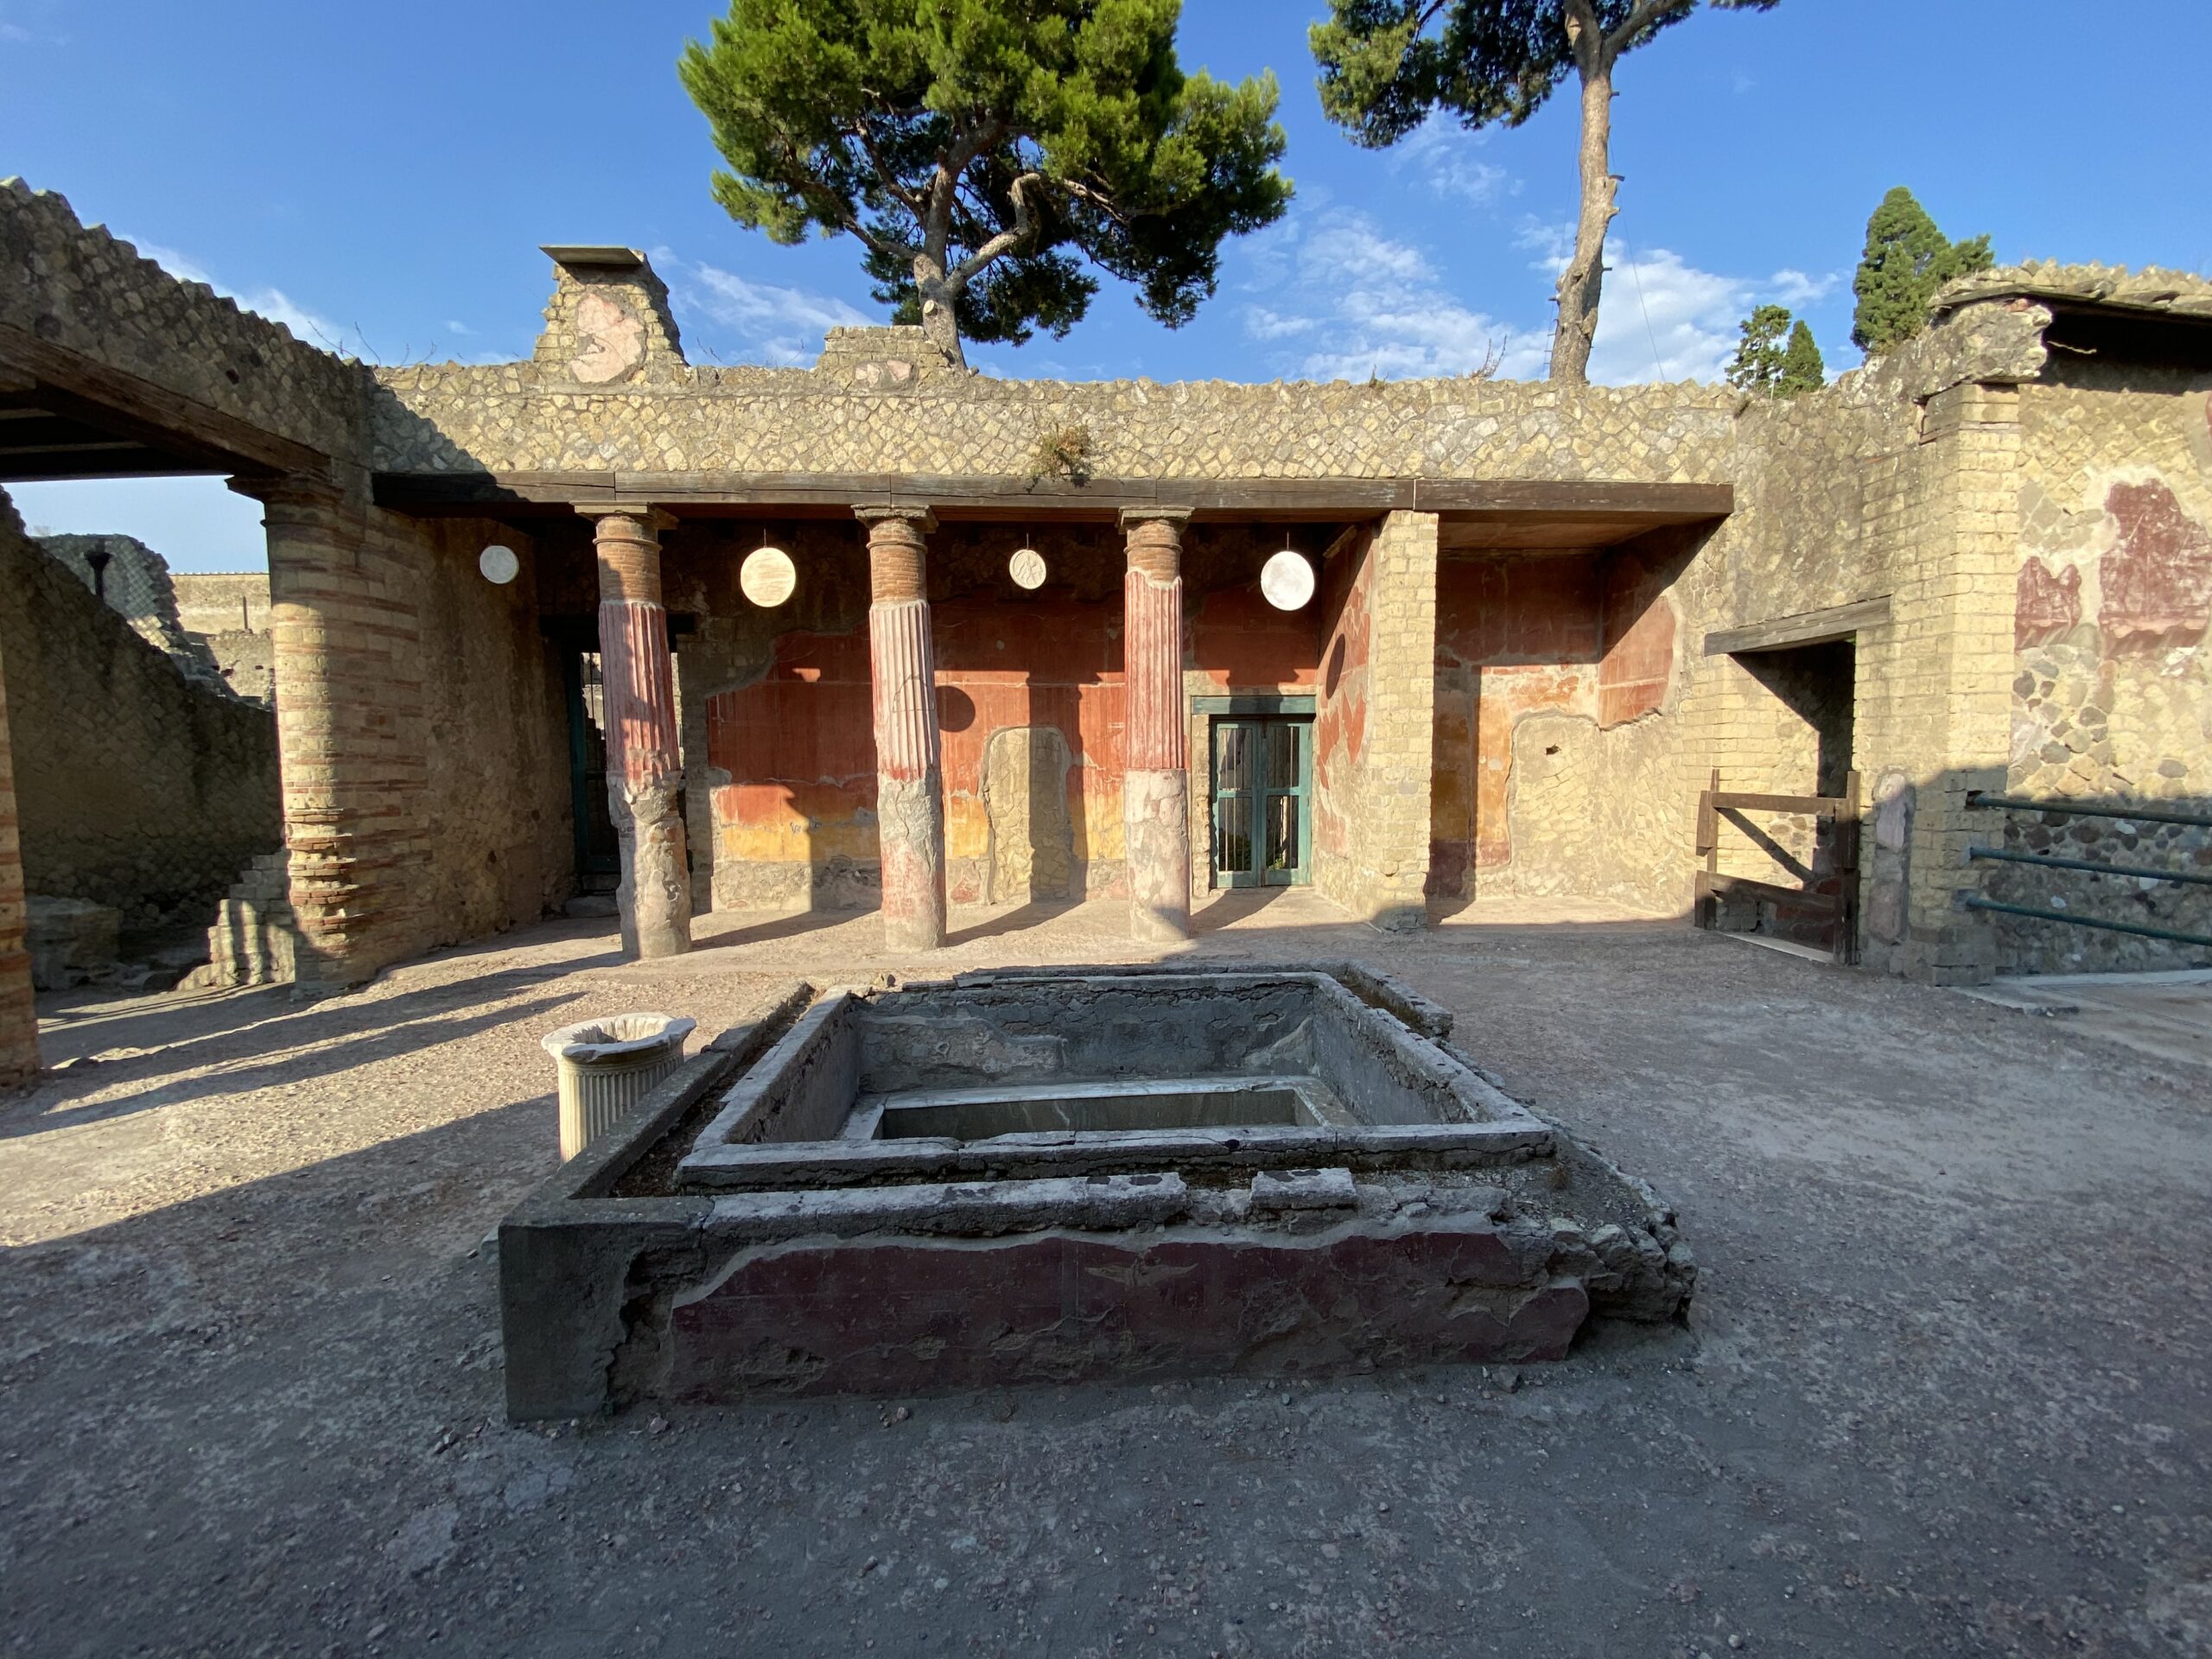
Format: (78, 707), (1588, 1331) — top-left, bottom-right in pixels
(0, 179), (368, 467)
(814, 326), (964, 390)
(1934, 261), (2212, 323)
(365, 356), (1745, 483)
(32, 532), (228, 692)
(531, 247), (689, 389)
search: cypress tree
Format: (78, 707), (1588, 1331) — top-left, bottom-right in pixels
(1850, 187), (1994, 356)
(1726, 303), (1790, 393)
(1777, 319), (1825, 395)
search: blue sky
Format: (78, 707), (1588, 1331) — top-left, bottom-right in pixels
(3, 0), (2207, 569)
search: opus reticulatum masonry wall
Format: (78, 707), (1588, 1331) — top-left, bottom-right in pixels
(4, 173), (2207, 1015)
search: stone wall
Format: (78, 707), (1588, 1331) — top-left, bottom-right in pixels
(35, 534), (232, 690)
(370, 358), (1738, 485)
(1649, 302), (2056, 978)
(174, 572), (275, 703)
(0, 181), (367, 466)
(249, 487), (571, 986)
(0, 490), (280, 930)
(0, 624), (35, 1083)
(1312, 513), (1435, 927)
(1995, 358), (2212, 970)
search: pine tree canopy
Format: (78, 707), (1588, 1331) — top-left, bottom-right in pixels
(679, 0), (1292, 365)
(1726, 303), (1791, 393)
(1778, 318), (1825, 395)
(1314, 1), (1715, 144)
(1850, 186), (1994, 357)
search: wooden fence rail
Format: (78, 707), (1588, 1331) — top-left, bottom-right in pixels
(1693, 768), (1861, 963)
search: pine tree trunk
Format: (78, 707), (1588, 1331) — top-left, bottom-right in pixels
(1549, 62), (1618, 385)
(912, 255), (969, 371)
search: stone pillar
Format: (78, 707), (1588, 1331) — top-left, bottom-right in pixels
(1120, 509), (1192, 942)
(585, 508), (692, 960)
(0, 636), (39, 1085)
(857, 506), (946, 951)
(254, 477), (429, 985)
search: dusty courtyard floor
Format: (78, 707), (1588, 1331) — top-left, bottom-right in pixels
(2, 892), (2208, 1658)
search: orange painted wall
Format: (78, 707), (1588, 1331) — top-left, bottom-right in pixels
(703, 535), (1330, 908)
(1428, 546), (1680, 899)
(1429, 556), (1602, 899)
(705, 594), (1130, 903)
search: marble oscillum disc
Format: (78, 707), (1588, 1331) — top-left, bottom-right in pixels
(478, 543), (519, 585)
(1260, 548), (1316, 611)
(1008, 547), (1047, 590)
(741, 546), (798, 608)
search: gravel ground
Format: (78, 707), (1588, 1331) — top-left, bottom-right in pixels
(1, 893), (2207, 1659)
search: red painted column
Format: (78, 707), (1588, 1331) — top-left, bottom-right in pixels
(584, 507), (692, 959)
(1121, 508), (1192, 941)
(857, 505), (946, 951)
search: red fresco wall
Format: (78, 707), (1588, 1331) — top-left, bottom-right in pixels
(705, 543), (1329, 909)
(1313, 532), (1373, 866)
(1427, 546), (1676, 900)
(1192, 585), (1322, 693)
(706, 594), (1129, 904)
(1597, 546), (1678, 728)
(1428, 556), (1601, 899)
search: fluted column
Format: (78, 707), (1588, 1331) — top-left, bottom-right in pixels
(1121, 508), (1192, 941)
(858, 505), (946, 951)
(584, 507), (691, 959)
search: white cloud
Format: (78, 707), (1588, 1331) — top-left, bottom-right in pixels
(671, 257), (871, 366)
(6, 475), (269, 572)
(1771, 268), (1837, 308)
(444, 319), (474, 336)
(1522, 220), (1841, 384)
(1391, 118), (1513, 205)
(1244, 208), (1840, 385)
(1240, 209), (1548, 381)
(0, 22), (33, 41)
(123, 238), (377, 359)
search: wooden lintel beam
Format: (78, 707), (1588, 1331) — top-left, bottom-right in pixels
(0, 451), (226, 482)
(1705, 596), (1891, 657)
(0, 427), (146, 455)
(371, 469), (1737, 524)
(0, 321), (337, 482)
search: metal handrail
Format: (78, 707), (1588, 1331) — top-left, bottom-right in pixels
(1962, 897), (2212, 950)
(1967, 845), (2212, 887)
(1966, 791), (2212, 830)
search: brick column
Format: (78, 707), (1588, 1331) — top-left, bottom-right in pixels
(857, 506), (946, 951)
(0, 636), (39, 1084)
(1121, 509), (1192, 942)
(584, 508), (692, 960)
(253, 477), (428, 985)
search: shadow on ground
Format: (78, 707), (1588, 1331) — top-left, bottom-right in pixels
(1, 907), (2208, 1657)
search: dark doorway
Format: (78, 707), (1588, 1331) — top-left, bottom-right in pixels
(562, 649), (620, 892)
(1732, 637), (1859, 950)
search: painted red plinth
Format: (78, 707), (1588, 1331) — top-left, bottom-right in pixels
(669, 1217), (1588, 1398)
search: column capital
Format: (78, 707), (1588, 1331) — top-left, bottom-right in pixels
(577, 504), (677, 533)
(228, 472), (346, 513)
(855, 503), (938, 534)
(1117, 506), (1193, 532)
